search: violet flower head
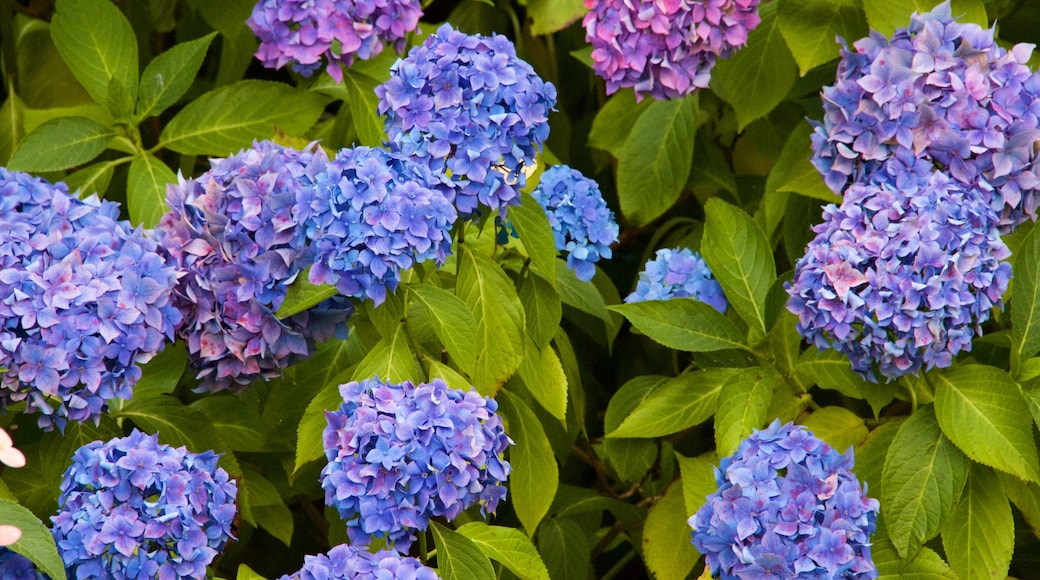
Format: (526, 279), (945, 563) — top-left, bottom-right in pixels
(690, 420), (879, 579)
(155, 140), (352, 394)
(531, 165), (619, 282)
(304, 146), (457, 305)
(786, 170), (1010, 381)
(247, 0), (422, 82)
(583, 0), (761, 100)
(0, 169), (181, 431)
(624, 247), (727, 312)
(321, 376), (512, 550)
(0, 549), (45, 579)
(811, 0), (1040, 230)
(277, 544), (439, 580)
(50, 429), (238, 579)
(376, 24), (557, 217)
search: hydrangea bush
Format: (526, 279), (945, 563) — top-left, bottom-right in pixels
(3, 0), (1040, 579)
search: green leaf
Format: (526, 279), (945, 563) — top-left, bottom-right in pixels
(241, 468), (293, 547)
(458, 247), (525, 395)
(236, 563), (267, 580)
(677, 453), (718, 517)
(351, 321), (421, 384)
(642, 480), (700, 580)
(1013, 223), (1040, 365)
(8, 116), (113, 172)
(601, 375), (667, 483)
(65, 159), (119, 198)
(508, 194), (559, 286)
(0, 498), (65, 580)
(714, 367), (778, 457)
(408, 284), (479, 375)
(758, 123), (815, 240)
(275, 269), (340, 320)
(556, 261), (615, 340)
(796, 347), (897, 416)
(431, 522), (496, 580)
(517, 339), (568, 421)
(51, 0), (139, 114)
(159, 80), (328, 155)
(610, 298), (747, 352)
(617, 94), (698, 226)
(689, 131), (738, 196)
(499, 390), (558, 535)
(776, 157), (842, 202)
(587, 89), (653, 156)
(339, 70), (385, 147)
(536, 518), (590, 580)
(0, 90), (25, 166)
(854, 419), (905, 505)
(863, 0), (987, 37)
(940, 463), (1013, 580)
(711, 3), (797, 129)
(191, 395), (267, 452)
(882, 406), (969, 558)
(608, 368), (742, 438)
(527, 0), (585, 35)
(873, 539), (956, 579)
(702, 198), (776, 334)
(519, 272), (562, 349)
(801, 406), (868, 452)
(127, 151), (176, 227)
(132, 342), (187, 399)
(999, 471), (1040, 537)
(456, 522), (551, 580)
(778, 0), (867, 75)
(293, 375), (349, 476)
(137, 32), (216, 119)
(933, 365), (1040, 483)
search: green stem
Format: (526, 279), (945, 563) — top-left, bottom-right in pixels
(601, 548), (637, 580)
(419, 530), (429, 563)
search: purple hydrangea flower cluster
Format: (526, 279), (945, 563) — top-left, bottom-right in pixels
(531, 165), (619, 281)
(583, 0), (761, 101)
(321, 376), (512, 550)
(811, 1), (1040, 230)
(690, 420), (879, 579)
(50, 429), (238, 579)
(278, 544), (439, 580)
(376, 24), (557, 217)
(624, 247), (727, 312)
(786, 170), (1010, 381)
(156, 140), (352, 393)
(0, 169), (181, 431)
(247, 0), (422, 82)
(303, 146), (457, 305)
(0, 549), (44, 579)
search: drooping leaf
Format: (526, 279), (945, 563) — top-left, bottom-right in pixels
(940, 463), (1014, 580)
(714, 367), (778, 457)
(508, 194), (559, 286)
(499, 390), (558, 535)
(8, 116), (113, 172)
(431, 521), (497, 580)
(190, 395), (267, 453)
(642, 479), (700, 580)
(240, 468), (293, 547)
(519, 272), (562, 349)
(517, 338), (568, 421)
(608, 368), (742, 438)
(137, 32), (217, 119)
(456, 522), (551, 580)
(796, 347), (898, 416)
(1013, 223), (1040, 367)
(127, 151), (177, 227)
(610, 298), (747, 353)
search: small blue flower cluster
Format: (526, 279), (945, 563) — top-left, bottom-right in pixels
(303, 146), (457, 305)
(376, 24), (557, 217)
(0, 169), (181, 431)
(531, 165), (618, 282)
(690, 420), (879, 579)
(321, 376), (511, 550)
(50, 430), (237, 579)
(787, 171), (1010, 381)
(624, 247), (727, 312)
(247, 0), (422, 82)
(156, 141), (353, 393)
(278, 544), (439, 580)
(0, 549), (44, 579)
(811, 1), (1040, 230)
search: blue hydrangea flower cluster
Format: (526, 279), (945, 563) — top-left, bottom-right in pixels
(0, 169), (181, 431)
(690, 420), (879, 579)
(278, 544), (439, 580)
(376, 24), (557, 217)
(302, 146), (457, 305)
(0, 549), (44, 579)
(531, 165), (619, 281)
(583, 0), (761, 100)
(811, 1), (1040, 230)
(321, 376), (511, 550)
(247, 0), (422, 82)
(156, 140), (352, 393)
(50, 429), (238, 579)
(624, 247), (727, 312)
(786, 170), (1010, 381)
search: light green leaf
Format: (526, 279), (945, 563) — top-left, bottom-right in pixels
(933, 365), (1040, 483)
(458, 247), (525, 395)
(610, 298), (747, 352)
(508, 194), (559, 286)
(617, 93), (698, 226)
(714, 367), (778, 457)
(518, 338), (568, 421)
(0, 90), (25, 166)
(131, 342), (187, 399)
(236, 563), (267, 580)
(293, 372), (351, 476)
(159, 80), (328, 155)
(456, 522), (551, 580)
(527, 0), (585, 35)
(608, 368), (742, 438)
(677, 453), (718, 517)
(1013, 223), (1040, 366)
(882, 406), (968, 558)
(499, 390), (558, 535)
(8, 116), (113, 172)
(408, 284), (479, 375)
(537, 518), (590, 580)
(241, 468), (293, 547)
(351, 322), (422, 384)
(66, 159), (120, 198)
(801, 406), (868, 453)
(873, 539), (956, 580)
(999, 471), (1040, 537)
(556, 260), (614, 340)
(758, 123), (815, 240)
(340, 71), (385, 147)
(275, 269), (340, 320)
(854, 419), (905, 505)
(588, 89), (652, 156)
(778, 0), (867, 75)
(702, 198), (776, 334)
(776, 157), (843, 202)
(940, 463), (1013, 580)
(127, 151), (176, 228)
(431, 522), (496, 580)
(52, 0), (139, 114)
(796, 347), (897, 416)
(711, 3), (797, 129)
(0, 498), (64, 579)
(863, 0), (987, 37)
(519, 272), (562, 349)
(137, 32), (217, 119)
(426, 359), (475, 393)
(642, 480), (700, 580)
